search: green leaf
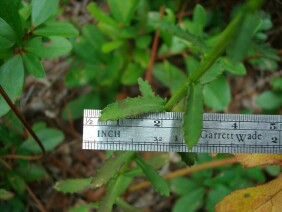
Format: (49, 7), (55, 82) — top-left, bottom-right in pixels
(135, 156), (170, 196)
(256, 91), (282, 110)
(99, 96), (166, 121)
(183, 83), (203, 149)
(19, 4), (31, 21)
(251, 43), (280, 61)
(223, 57), (246, 75)
(101, 40), (123, 53)
(98, 175), (132, 212)
(22, 53), (45, 78)
(7, 171), (26, 194)
(151, 22), (207, 52)
(62, 93), (101, 120)
(170, 177), (201, 196)
(135, 35), (151, 49)
(87, 2), (117, 26)
(200, 58), (224, 84)
(0, 18), (16, 49)
(265, 165), (281, 177)
(138, 78), (155, 97)
(153, 61), (186, 94)
(0, 55), (24, 117)
(203, 76), (231, 111)
(271, 77), (282, 91)
(21, 128), (64, 153)
(73, 39), (102, 64)
(185, 56), (199, 75)
(107, 0), (139, 24)
(0, 189), (14, 201)
(125, 153), (169, 177)
(227, 12), (260, 64)
(16, 165), (47, 182)
(173, 188), (205, 212)
(34, 20), (79, 37)
(68, 203), (99, 212)
(31, 0), (59, 27)
(116, 198), (142, 212)
(206, 185), (231, 211)
(91, 152), (135, 188)
(178, 152), (197, 166)
(24, 36), (72, 59)
(54, 178), (92, 193)
(193, 4), (206, 36)
(121, 63), (144, 85)
(0, 0), (23, 44)
(81, 24), (106, 53)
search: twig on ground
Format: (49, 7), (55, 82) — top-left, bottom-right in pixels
(0, 154), (43, 160)
(26, 186), (47, 212)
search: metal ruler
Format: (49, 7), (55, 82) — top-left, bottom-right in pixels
(82, 109), (282, 154)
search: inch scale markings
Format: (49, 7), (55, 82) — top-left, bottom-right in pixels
(82, 110), (282, 154)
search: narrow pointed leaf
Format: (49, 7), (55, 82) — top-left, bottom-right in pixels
(178, 152), (197, 166)
(135, 156), (170, 196)
(183, 83), (203, 149)
(0, 189), (14, 200)
(227, 12), (260, 64)
(125, 153), (169, 177)
(107, 0), (139, 24)
(87, 2), (117, 26)
(91, 152), (134, 187)
(54, 178), (92, 193)
(98, 175), (132, 212)
(151, 22), (207, 52)
(116, 198), (142, 212)
(193, 4), (206, 36)
(138, 78), (155, 97)
(99, 96), (166, 121)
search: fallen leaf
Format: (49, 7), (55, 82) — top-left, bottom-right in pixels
(234, 154), (282, 168)
(216, 175), (282, 212)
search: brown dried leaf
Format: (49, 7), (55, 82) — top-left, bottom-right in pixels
(234, 154), (282, 168)
(216, 175), (282, 212)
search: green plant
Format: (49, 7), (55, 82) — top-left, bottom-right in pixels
(54, 0), (281, 211)
(0, 0), (77, 209)
(170, 154), (281, 212)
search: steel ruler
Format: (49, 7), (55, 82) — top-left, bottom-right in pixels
(82, 109), (282, 154)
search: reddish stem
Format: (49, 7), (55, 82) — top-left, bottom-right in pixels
(145, 6), (165, 83)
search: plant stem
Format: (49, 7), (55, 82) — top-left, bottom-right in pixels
(165, 16), (243, 111)
(0, 85), (46, 155)
(164, 0), (264, 111)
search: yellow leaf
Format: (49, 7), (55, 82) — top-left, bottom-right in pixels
(216, 176), (282, 212)
(234, 154), (282, 168)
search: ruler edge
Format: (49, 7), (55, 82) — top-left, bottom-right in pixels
(82, 109), (282, 154)
(83, 109), (282, 123)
